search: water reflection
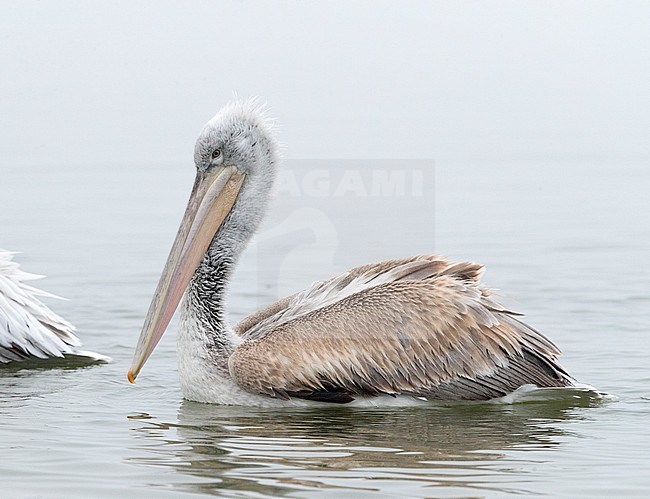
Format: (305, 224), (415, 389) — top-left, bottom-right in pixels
(0, 363), (103, 415)
(128, 394), (601, 496)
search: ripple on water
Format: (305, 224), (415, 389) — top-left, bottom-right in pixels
(117, 391), (607, 497)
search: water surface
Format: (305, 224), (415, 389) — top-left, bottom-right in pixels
(1, 159), (648, 497)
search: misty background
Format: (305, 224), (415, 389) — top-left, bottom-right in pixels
(2, 1), (649, 166)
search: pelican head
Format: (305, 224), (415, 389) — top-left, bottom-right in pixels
(128, 99), (278, 383)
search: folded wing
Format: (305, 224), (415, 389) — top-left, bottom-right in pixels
(231, 256), (572, 403)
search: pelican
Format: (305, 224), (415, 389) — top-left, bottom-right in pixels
(128, 99), (574, 406)
(0, 249), (108, 364)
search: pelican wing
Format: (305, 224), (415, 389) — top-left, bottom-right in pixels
(230, 255), (572, 403)
(0, 250), (107, 363)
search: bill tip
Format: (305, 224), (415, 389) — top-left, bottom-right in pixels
(127, 369), (136, 384)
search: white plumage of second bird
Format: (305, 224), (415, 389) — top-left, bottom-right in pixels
(0, 250), (108, 363)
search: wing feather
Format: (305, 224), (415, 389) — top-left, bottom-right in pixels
(230, 256), (573, 403)
(0, 250), (108, 363)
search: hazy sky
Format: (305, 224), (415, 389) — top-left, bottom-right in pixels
(1, 1), (649, 165)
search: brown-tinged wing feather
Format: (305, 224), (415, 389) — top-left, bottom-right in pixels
(236, 256), (452, 340)
(230, 256), (572, 403)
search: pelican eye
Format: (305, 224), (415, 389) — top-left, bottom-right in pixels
(211, 148), (223, 161)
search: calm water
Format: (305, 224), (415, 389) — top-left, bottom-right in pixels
(1, 158), (649, 497)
